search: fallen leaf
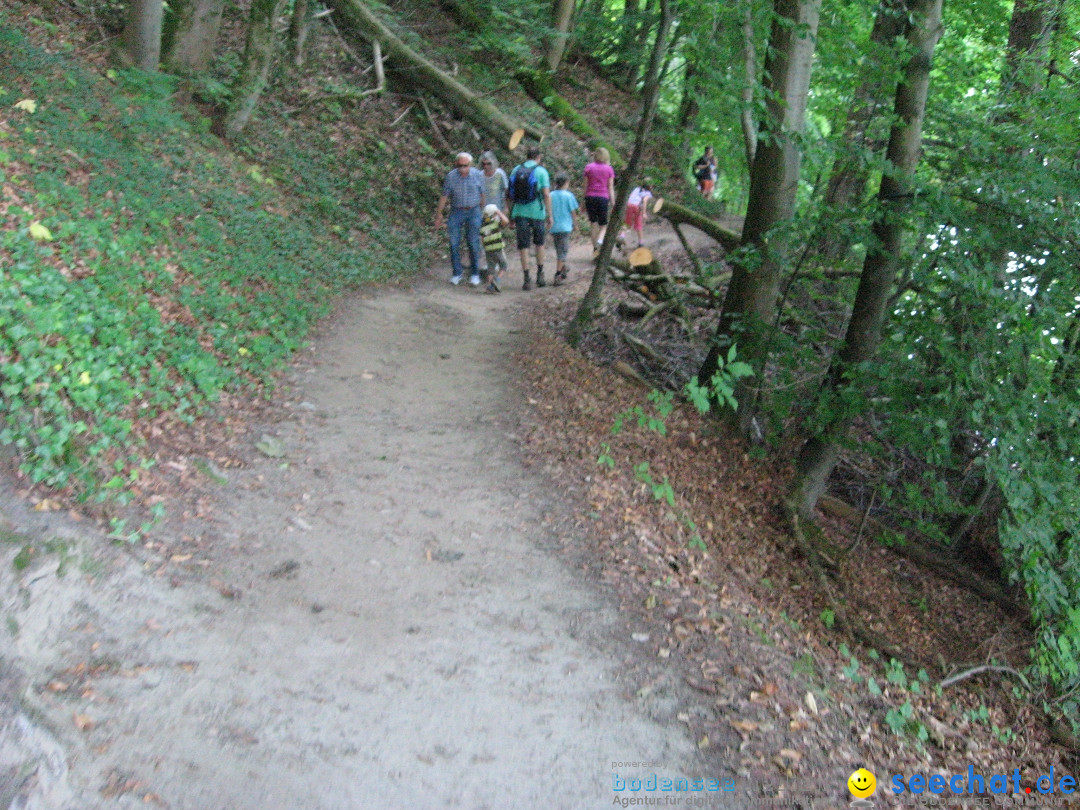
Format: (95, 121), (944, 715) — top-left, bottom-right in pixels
(805, 691), (818, 715)
(698, 735), (710, 749)
(14, 98), (37, 113)
(779, 748), (802, 762)
(73, 713), (93, 731)
(170, 554), (192, 562)
(47, 681), (69, 692)
(731, 720), (758, 733)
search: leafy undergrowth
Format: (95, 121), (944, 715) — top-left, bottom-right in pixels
(0, 12), (435, 511)
(514, 284), (1073, 800)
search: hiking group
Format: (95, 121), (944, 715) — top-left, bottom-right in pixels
(434, 145), (651, 293)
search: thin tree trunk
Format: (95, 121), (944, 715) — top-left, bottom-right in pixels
(697, 0), (822, 434)
(122, 0), (164, 70)
(816, 0), (907, 258)
(545, 0), (577, 72)
(791, 0), (944, 518)
(678, 60), (699, 130)
(164, 0), (225, 73)
(288, 0), (314, 68)
(223, 0), (281, 139)
(739, 0), (758, 171)
(571, 0), (673, 343)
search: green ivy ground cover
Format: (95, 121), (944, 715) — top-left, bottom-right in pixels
(0, 23), (430, 499)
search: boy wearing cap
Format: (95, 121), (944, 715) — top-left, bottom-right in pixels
(480, 203), (510, 294)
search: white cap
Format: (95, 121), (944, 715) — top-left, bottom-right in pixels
(484, 204), (500, 217)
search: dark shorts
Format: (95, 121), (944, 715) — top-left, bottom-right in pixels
(551, 232), (570, 260)
(584, 196), (610, 226)
(514, 217), (546, 250)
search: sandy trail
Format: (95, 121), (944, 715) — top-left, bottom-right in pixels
(1, 244), (724, 809)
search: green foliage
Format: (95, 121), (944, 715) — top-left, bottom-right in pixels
(0, 26), (431, 499)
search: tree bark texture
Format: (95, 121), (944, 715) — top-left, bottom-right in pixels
(122, 0), (164, 71)
(223, 0), (281, 138)
(571, 0), (672, 343)
(698, 0), (822, 432)
(791, 0), (944, 518)
(164, 0), (226, 73)
(325, 0), (541, 145)
(545, 0), (577, 72)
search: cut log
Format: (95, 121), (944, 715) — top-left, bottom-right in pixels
(324, 0), (541, 145)
(651, 198), (741, 252)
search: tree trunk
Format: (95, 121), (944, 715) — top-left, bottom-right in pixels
(678, 60), (699, 130)
(791, 0), (944, 518)
(697, 0), (822, 433)
(121, 0), (164, 71)
(288, 0), (314, 68)
(815, 0), (907, 258)
(164, 0), (225, 73)
(545, 0), (577, 72)
(223, 0), (281, 139)
(1002, 0), (1062, 96)
(571, 0), (673, 343)
(739, 0), (758, 171)
(325, 0), (541, 145)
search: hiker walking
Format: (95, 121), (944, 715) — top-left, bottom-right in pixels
(479, 150), (509, 213)
(548, 173), (579, 286)
(434, 151), (486, 286)
(480, 203), (510, 294)
(583, 146), (615, 257)
(693, 146), (717, 197)
(507, 146), (553, 290)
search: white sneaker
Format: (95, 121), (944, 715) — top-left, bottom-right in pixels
(469, 274), (481, 286)
(451, 275), (463, 285)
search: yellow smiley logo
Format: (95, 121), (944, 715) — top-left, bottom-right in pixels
(848, 768), (877, 799)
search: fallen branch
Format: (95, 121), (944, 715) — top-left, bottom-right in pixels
(818, 494), (1026, 619)
(652, 198), (741, 252)
(940, 664), (1031, 691)
(324, 0), (541, 145)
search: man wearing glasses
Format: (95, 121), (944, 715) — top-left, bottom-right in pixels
(434, 152), (486, 286)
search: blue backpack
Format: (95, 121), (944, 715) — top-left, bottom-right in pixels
(510, 165), (539, 204)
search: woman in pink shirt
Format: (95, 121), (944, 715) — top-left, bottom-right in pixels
(583, 147), (616, 256)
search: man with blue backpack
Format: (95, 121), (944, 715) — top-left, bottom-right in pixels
(506, 146), (553, 290)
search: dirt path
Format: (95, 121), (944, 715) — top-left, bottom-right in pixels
(2, 235), (731, 809)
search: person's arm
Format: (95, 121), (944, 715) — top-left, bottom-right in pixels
(543, 187), (553, 229)
(496, 209), (510, 226)
(607, 171), (615, 201)
(434, 193), (449, 227)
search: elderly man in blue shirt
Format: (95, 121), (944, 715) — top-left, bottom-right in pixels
(434, 151), (486, 286)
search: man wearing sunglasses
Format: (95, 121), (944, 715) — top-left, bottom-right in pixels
(434, 152), (486, 286)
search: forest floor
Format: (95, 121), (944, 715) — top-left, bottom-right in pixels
(0, 223), (1072, 809)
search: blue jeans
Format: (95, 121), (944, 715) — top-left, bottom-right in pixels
(447, 205), (483, 278)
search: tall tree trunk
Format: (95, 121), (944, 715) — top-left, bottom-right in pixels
(545, 0), (577, 72)
(1002, 0), (1062, 96)
(790, 0), (944, 518)
(571, 0), (673, 343)
(164, 0), (226, 73)
(739, 0), (758, 171)
(815, 0), (907, 258)
(223, 0), (281, 139)
(122, 0), (164, 70)
(697, 0), (822, 434)
(288, 0), (314, 68)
